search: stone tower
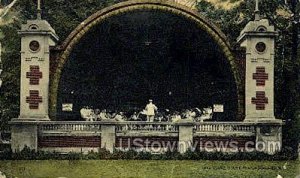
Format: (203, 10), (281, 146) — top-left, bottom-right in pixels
(11, 1), (58, 152)
(237, 1), (277, 122)
(18, 4), (58, 120)
(238, 0), (282, 154)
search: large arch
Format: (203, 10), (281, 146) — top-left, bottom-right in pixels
(49, 0), (243, 119)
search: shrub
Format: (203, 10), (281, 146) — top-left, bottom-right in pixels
(2, 146), (297, 160)
(137, 151), (152, 160)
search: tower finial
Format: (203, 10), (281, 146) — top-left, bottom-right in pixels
(37, 0), (41, 20)
(255, 0), (260, 21)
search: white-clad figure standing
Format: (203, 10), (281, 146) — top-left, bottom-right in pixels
(145, 99), (157, 122)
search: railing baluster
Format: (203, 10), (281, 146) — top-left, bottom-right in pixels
(193, 122), (256, 136)
(38, 121), (256, 138)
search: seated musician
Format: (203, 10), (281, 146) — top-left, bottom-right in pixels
(114, 112), (126, 121)
(130, 112), (139, 121)
(98, 109), (109, 120)
(80, 106), (95, 121)
(171, 111), (181, 122)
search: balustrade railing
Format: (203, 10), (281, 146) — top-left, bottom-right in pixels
(194, 122), (256, 133)
(39, 122), (101, 132)
(116, 122), (179, 132)
(37, 121), (256, 135)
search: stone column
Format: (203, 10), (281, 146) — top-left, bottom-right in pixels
(101, 122), (116, 153)
(237, 10), (283, 153)
(237, 18), (277, 121)
(10, 18), (58, 152)
(178, 121), (194, 153)
(18, 20), (58, 120)
(11, 121), (38, 152)
(255, 122), (282, 155)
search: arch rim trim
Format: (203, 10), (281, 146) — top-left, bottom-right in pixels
(50, 0), (242, 119)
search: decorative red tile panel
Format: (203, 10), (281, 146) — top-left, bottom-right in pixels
(253, 67), (268, 86)
(193, 137), (256, 151)
(26, 65), (42, 85)
(38, 136), (101, 147)
(115, 137), (178, 148)
(251, 91), (268, 110)
(26, 90), (42, 109)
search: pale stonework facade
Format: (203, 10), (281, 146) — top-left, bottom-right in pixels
(18, 20), (58, 120)
(238, 19), (277, 121)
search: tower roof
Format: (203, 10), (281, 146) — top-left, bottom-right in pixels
(18, 20), (59, 41)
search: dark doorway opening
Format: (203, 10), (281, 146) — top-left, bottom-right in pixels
(57, 10), (237, 121)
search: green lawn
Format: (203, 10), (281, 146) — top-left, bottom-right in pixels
(0, 160), (299, 178)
